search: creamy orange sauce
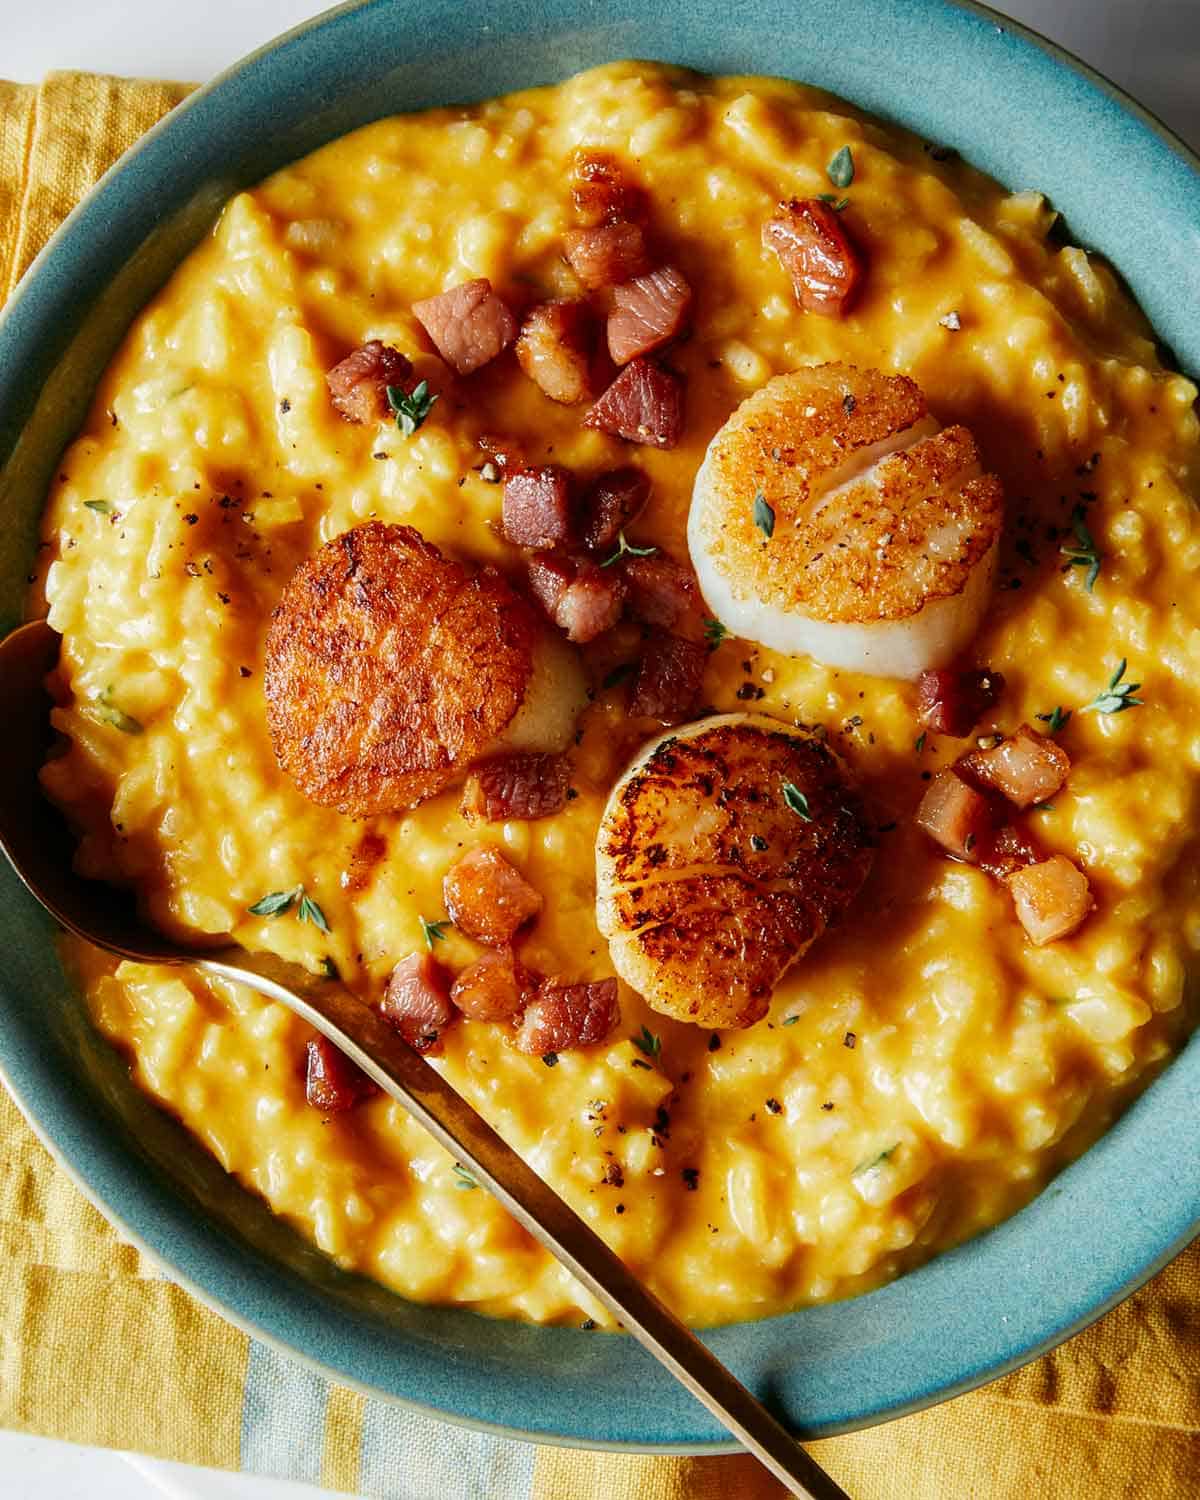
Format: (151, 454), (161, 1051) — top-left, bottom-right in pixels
(34, 62), (1200, 1327)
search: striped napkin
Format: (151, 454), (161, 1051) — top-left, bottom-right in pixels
(1, 68), (1198, 1500)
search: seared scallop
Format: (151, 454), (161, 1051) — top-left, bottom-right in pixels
(595, 714), (875, 1028)
(688, 364), (1004, 678)
(265, 522), (585, 816)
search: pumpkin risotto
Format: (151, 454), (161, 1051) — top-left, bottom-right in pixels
(31, 62), (1200, 1328)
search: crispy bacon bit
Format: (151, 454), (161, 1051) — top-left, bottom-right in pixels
(412, 278), (517, 375)
(622, 552), (697, 629)
(444, 845), (543, 946)
(380, 952), (457, 1054)
(462, 751), (571, 822)
(607, 266), (693, 365)
(978, 823), (1042, 881)
(564, 222), (651, 290)
(515, 977), (620, 1054)
(629, 634), (707, 722)
(451, 948), (537, 1022)
(584, 359), (686, 449)
(305, 1036), (377, 1112)
(580, 466), (651, 552)
(961, 724), (1070, 809)
(570, 149), (646, 226)
(326, 341), (415, 424)
(915, 767), (998, 861)
(762, 199), (864, 317)
(916, 667), (1005, 737)
(515, 299), (600, 405)
(502, 466), (575, 550)
(1006, 855), (1094, 945)
(527, 554), (626, 643)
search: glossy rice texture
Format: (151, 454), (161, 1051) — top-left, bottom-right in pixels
(34, 62), (1200, 1329)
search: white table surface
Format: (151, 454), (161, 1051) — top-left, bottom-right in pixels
(2, 2), (1197, 1497)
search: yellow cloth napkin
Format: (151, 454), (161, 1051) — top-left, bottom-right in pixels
(1, 69), (1199, 1500)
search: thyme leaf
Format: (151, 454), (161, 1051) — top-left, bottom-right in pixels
(827, 145), (855, 189)
(782, 781), (813, 821)
(633, 1024), (662, 1059)
(89, 686), (143, 735)
(1035, 705), (1072, 733)
(248, 887), (299, 917)
(753, 492), (775, 538)
(419, 916), (449, 950)
(249, 883), (331, 932)
(703, 617), (729, 649)
(600, 531), (658, 567)
(1060, 504), (1103, 592)
(297, 892), (330, 932)
(1083, 658), (1143, 715)
(386, 380), (438, 438)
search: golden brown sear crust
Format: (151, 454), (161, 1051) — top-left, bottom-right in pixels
(265, 522), (538, 816)
(596, 715), (875, 1028)
(695, 363), (1004, 624)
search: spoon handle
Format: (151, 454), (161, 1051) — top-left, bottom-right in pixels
(199, 948), (849, 1500)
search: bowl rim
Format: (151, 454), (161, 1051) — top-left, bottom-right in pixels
(1, 0), (1199, 1453)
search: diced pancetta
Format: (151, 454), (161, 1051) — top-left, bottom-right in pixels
(326, 341), (414, 424)
(583, 359), (686, 449)
(607, 266), (693, 364)
(461, 752), (571, 822)
(304, 1035), (377, 1112)
(628, 633), (707, 722)
(916, 667), (1005, 737)
(502, 466), (575, 549)
(443, 846), (543, 946)
(563, 222), (650, 290)
(380, 952), (457, 1054)
(961, 724), (1070, 809)
(526, 554), (626, 643)
(570, 149), (646, 226)
(580, 467), (651, 553)
(762, 199), (864, 316)
(621, 552), (697, 628)
(514, 977), (620, 1054)
(1006, 855), (1094, 945)
(515, 299), (600, 404)
(413, 278), (517, 374)
(450, 948), (537, 1022)
(915, 767), (998, 861)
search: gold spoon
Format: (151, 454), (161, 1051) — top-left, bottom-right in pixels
(0, 616), (850, 1500)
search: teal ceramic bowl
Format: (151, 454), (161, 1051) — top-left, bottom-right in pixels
(1, 0), (1198, 1450)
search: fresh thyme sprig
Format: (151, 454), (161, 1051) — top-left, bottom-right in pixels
(753, 492), (775, 539)
(827, 146), (855, 189)
(1060, 504), (1103, 592)
(1035, 705), (1072, 733)
(632, 1025), (662, 1059)
(247, 884), (330, 931)
(600, 531), (658, 567)
(782, 781), (813, 821)
(419, 916), (449, 950)
(386, 380), (438, 437)
(703, 617), (729, 650)
(1083, 658), (1143, 715)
